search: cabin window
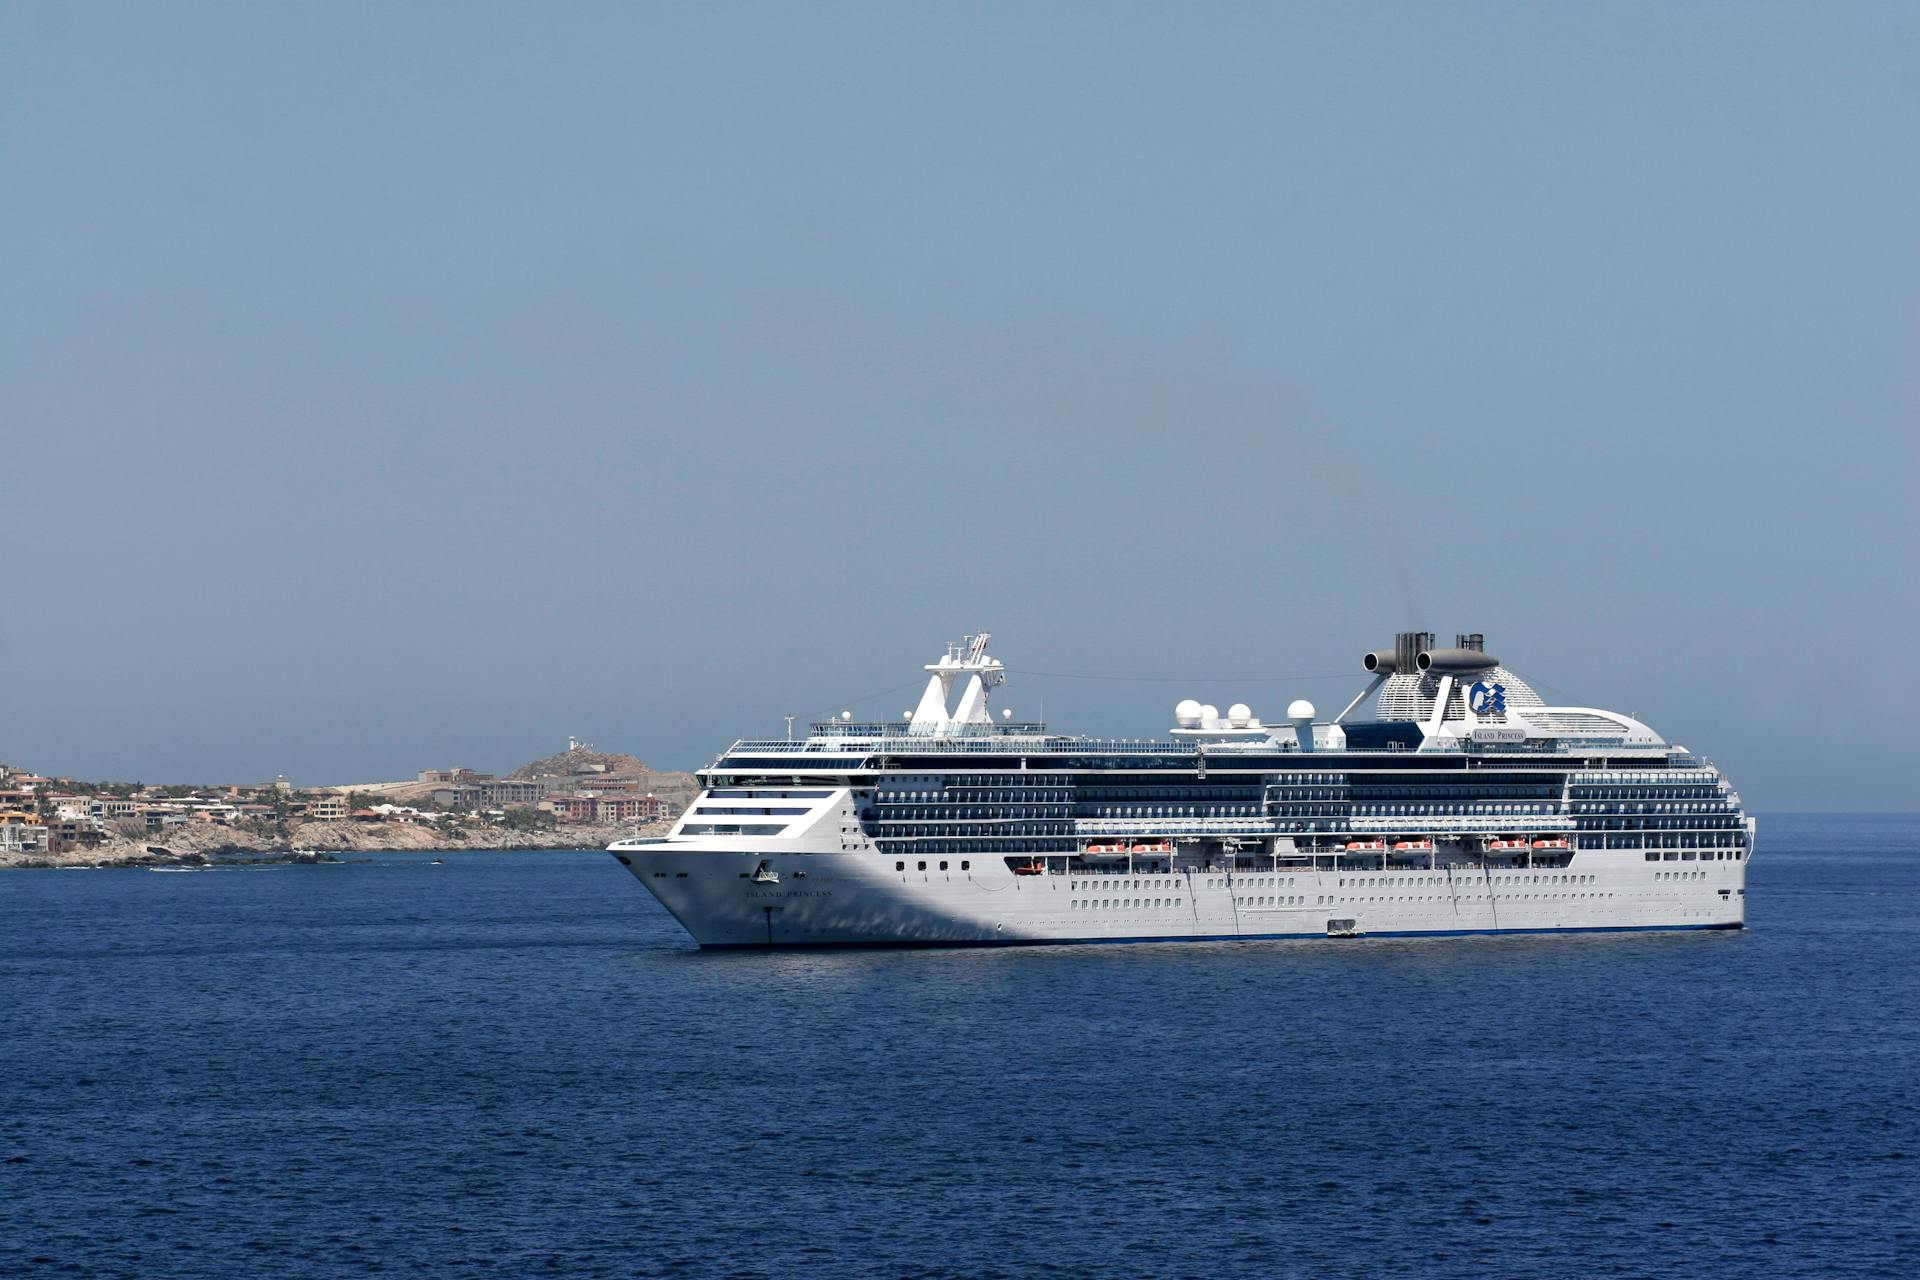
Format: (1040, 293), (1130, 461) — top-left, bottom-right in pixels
(939, 861), (948, 871)
(961, 860), (970, 870)
(917, 861), (926, 871)
(896, 861), (904, 871)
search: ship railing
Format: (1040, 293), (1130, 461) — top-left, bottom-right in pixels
(805, 721), (1051, 738)
(1344, 816), (1577, 831)
(719, 736), (1694, 759)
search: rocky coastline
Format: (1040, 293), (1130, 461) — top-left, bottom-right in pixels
(1, 817), (666, 870)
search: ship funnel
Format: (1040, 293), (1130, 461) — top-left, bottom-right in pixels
(1416, 647), (1500, 674)
(1363, 650), (1397, 673)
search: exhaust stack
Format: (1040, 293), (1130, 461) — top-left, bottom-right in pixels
(1415, 647), (1500, 674)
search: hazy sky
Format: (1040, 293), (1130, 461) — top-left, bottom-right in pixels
(3, 3), (1915, 808)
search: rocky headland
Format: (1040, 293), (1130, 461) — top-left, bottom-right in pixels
(1, 817), (668, 869)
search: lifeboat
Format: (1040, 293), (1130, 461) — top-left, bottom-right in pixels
(1082, 840), (1172, 859)
(1344, 839), (1387, 853)
(1485, 838), (1528, 857)
(1532, 838), (1571, 851)
(1391, 838), (1435, 853)
(1012, 861), (1046, 876)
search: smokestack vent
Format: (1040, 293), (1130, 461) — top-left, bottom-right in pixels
(1394, 631), (1434, 675)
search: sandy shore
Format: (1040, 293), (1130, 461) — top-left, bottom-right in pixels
(1, 818), (666, 869)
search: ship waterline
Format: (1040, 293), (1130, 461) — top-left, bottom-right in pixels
(613, 632), (1751, 948)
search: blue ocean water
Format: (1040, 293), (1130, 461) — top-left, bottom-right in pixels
(3, 814), (1916, 1279)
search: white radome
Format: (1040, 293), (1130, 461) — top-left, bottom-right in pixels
(1287, 699), (1316, 721)
(1174, 699), (1203, 728)
(1227, 703), (1252, 728)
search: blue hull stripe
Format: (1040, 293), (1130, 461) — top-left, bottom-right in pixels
(697, 921), (1744, 950)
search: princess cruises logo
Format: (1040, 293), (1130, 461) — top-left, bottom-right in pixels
(1468, 681), (1507, 715)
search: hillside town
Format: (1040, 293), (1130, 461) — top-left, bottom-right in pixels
(0, 742), (696, 866)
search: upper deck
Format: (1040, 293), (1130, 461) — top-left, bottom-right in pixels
(714, 720), (1686, 767)
(705, 630), (1696, 779)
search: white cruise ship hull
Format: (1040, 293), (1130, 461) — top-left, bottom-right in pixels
(614, 844), (1746, 949)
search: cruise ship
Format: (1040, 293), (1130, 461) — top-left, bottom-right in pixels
(611, 632), (1752, 948)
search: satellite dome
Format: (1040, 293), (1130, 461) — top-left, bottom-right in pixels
(1227, 703), (1252, 728)
(1174, 699), (1203, 728)
(1200, 704), (1221, 729)
(1287, 699), (1316, 721)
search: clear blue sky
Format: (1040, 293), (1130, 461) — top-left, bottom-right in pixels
(3, 3), (1914, 808)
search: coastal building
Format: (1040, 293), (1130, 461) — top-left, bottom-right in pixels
(1, 811), (50, 854)
(49, 818), (103, 851)
(545, 795), (597, 823)
(575, 778), (641, 794)
(47, 796), (96, 823)
(594, 794), (665, 823)
(545, 792), (668, 824)
(431, 779), (547, 809)
(140, 806), (188, 832)
(419, 767), (494, 785)
(306, 795), (348, 821)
